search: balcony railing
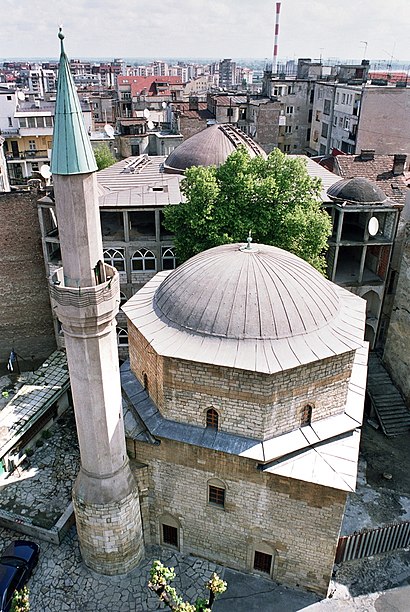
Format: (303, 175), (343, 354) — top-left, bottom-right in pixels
(6, 149), (50, 160)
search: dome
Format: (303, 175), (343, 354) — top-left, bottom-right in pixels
(327, 177), (388, 204)
(123, 243), (365, 374)
(154, 243), (339, 340)
(164, 123), (266, 174)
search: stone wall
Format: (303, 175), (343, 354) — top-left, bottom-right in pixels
(128, 321), (354, 439)
(127, 437), (346, 595)
(0, 190), (56, 370)
(383, 224), (410, 405)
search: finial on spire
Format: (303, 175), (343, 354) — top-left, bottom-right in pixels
(240, 229), (258, 253)
(246, 230), (252, 250)
(58, 27), (65, 53)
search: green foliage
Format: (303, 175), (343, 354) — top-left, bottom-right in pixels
(148, 560), (227, 611)
(163, 147), (332, 274)
(93, 143), (116, 171)
(11, 587), (30, 612)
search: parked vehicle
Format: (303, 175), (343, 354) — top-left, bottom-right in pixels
(0, 541), (39, 612)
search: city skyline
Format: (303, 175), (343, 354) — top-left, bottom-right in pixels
(3, 0), (410, 65)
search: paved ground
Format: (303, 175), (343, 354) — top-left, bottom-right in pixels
(1, 376), (410, 610)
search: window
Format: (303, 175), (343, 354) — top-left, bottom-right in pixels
(315, 110), (321, 121)
(344, 117), (349, 129)
(103, 248), (125, 272)
(117, 327), (128, 347)
(227, 107), (234, 117)
(28, 140), (36, 151)
(162, 524), (178, 547)
(119, 292), (127, 306)
(143, 373), (149, 390)
(342, 93), (346, 104)
(336, 92), (339, 104)
(131, 248), (156, 272)
(28, 117), (36, 128)
(339, 117), (344, 127)
(19, 117), (27, 128)
(284, 125), (292, 134)
(285, 106), (294, 115)
(321, 123), (328, 138)
(323, 99), (331, 115)
(254, 551), (272, 574)
(333, 116), (337, 127)
(283, 144), (291, 152)
(45, 116), (53, 127)
(301, 404), (313, 427)
(206, 408), (219, 429)
(8, 117), (12, 127)
(208, 485), (225, 507)
(128, 210), (155, 238)
(161, 247), (176, 270)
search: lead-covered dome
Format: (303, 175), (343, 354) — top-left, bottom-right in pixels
(327, 177), (387, 204)
(123, 242), (366, 374)
(154, 243), (339, 340)
(164, 123), (266, 174)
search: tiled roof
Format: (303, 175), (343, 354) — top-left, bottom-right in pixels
(117, 76), (183, 97)
(176, 102), (214, 120)
(97, 155), (182, 195)
(334, 154), (409, 206)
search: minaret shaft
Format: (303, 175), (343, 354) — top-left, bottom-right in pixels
(50, 30), (143, 575)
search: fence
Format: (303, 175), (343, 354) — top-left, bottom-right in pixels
(335, 521), (410, 564)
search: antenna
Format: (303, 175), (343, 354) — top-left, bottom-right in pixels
(360, 41), (368, 59)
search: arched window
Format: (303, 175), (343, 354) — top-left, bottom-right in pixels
(206, 408), (219, 430)
(162, 247), (176, 270)
(103, 248), (125, 272)
(300, 404), (313, 427)
(208, 478), (226, 509)
(119, 291), (127, 306)
(131, 248), (156, 272)
(117, 327), (128, 347)
(143, 373), (148, 391)
(159, 514), (181, 550)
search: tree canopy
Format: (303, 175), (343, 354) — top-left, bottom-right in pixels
(163, 147), (332, 274)
(93, 143), (116, 171)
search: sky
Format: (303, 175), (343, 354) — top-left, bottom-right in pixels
(2, 0), (410, 64)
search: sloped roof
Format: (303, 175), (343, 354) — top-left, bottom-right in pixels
(334, 154), (408, 206)
(117, 75), (183, 97)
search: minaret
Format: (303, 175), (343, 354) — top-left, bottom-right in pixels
(50, 29), (143, 574)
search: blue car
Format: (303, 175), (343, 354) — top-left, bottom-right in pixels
(0, 541), (39, 612)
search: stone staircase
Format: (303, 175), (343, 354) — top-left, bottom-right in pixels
(367, 353), (410, 437)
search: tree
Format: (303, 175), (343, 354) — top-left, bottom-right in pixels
(93, 143), (116, 171)
(163, 147), (332, 274)
(148, 560), (227, 611)
(11, 587), (30, 612)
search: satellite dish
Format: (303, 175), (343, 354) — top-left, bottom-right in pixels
(162, 101), (167, 109)
(147, 120), (155, 130)
(17, 91), (25, 101)
(143, 108), (150, 119)
(40, 164), (51, 179)
(368, 217), (379, 236)
(104, 124), (115, 138)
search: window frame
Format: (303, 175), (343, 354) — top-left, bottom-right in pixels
(131, 248), (156, 272)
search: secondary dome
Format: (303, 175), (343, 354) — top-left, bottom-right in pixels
(327, 177), (387, 204)
(163, 123), (266, 174)
(154, 243), (339, 340)
(123, 242), (365, 374)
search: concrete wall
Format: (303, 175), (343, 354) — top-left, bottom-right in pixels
(0, 190), (56, 370)
(357, 88), (410, 156)
(128, 437), (346, 595)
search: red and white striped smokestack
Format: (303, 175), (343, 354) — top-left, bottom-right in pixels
(272, 2), (281, 74)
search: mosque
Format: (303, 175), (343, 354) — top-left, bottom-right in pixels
(49, 32), (368, 596)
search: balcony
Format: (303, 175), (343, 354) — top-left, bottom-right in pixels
(0, 127), (20, 136)
(6, 149), (50, 161)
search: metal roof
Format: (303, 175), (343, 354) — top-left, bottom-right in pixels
(50, 30), (97, 176)
(121, 341), (368, 492)
(123, 243), (366, 375)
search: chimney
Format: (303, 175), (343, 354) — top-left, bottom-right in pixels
(189, 96), (199, 111)
(359, 149), (375, 161)
(392, 154), (406, 175)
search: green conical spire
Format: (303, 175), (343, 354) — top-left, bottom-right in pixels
(50, 29), (97, 175)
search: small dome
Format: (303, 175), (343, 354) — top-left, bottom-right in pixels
(164, 123), (266, 174)
(154, 243), (339, 340)
(327, 177), (387, 204)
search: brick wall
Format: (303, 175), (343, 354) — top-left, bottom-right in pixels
(0, 190), (56, 370)
(128, 321), (354, 439)
(128, 437), (346, 595)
